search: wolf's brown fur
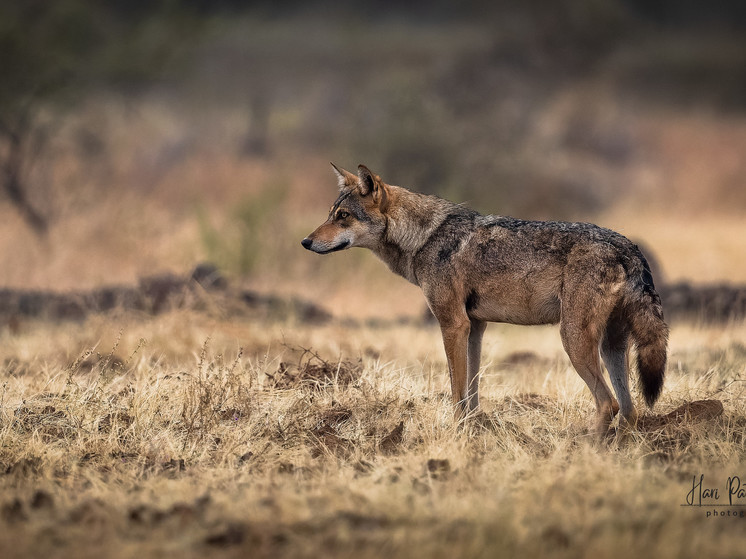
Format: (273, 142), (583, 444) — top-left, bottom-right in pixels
(302, 164), (668, 437)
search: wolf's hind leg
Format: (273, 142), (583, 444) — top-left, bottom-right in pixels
(560, 321), (619, 438)
(601, 319), (636, 428)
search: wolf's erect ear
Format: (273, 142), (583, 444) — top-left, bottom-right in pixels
(357, 165), (378, 196)
(330, 162), (357, 191)
(357, 164), (389, 212)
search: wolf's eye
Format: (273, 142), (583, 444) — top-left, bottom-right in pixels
(337, 211), (349, 220)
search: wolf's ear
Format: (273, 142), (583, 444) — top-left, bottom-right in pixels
(358, 164), (389, 212)
(330, 162), (357, 191)
(357, 165), (378, 196)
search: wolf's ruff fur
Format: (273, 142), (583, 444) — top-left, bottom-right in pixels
(302, 164), (668, 436)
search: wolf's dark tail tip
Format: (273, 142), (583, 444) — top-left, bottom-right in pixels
(639, 351), (666, 408)
(631, 309), (668, 409)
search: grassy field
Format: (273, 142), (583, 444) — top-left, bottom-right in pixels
(1, 10), (745, 557)
(1, 308), (744, 558)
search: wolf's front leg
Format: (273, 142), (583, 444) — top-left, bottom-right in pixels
(438, 315), (471, 421)
(467, 319), (486, 412)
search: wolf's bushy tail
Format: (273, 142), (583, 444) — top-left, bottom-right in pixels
(626, 253), (668, 408)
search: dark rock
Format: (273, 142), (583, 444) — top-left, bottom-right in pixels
(190, 263), (227, 290)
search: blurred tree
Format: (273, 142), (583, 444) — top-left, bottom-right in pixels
(0, 0), (201, 234)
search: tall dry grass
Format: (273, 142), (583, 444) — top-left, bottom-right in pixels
(1, 311), (744, 558)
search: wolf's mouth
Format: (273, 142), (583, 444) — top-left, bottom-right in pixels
(316, 240), (350, 254)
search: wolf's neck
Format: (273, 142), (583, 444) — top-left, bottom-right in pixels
(371, 187), (453, 285)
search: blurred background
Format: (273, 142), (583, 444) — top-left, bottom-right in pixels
(1, 0), (745, 318)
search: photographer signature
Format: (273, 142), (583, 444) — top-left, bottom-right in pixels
(684, 474), (746, 506)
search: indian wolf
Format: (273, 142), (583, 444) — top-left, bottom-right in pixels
(301, 163), (668, 437)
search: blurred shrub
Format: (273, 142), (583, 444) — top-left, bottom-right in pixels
(197, 181), (289, 277)
(343, 78), (458, 194)
(0, 1), (204, 232)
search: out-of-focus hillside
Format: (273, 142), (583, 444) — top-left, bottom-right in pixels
(0, 2), (744, 316)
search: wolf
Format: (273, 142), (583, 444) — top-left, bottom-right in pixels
(301, 163), (668, 437)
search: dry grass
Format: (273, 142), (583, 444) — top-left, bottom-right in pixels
(1, 311), (745, 558)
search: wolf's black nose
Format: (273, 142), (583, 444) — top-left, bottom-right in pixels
(301, 238), (313, 249)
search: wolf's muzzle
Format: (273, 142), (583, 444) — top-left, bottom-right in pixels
(301, 238), (350, 254)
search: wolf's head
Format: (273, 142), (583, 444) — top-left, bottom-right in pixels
(301, 163), (390, 254)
